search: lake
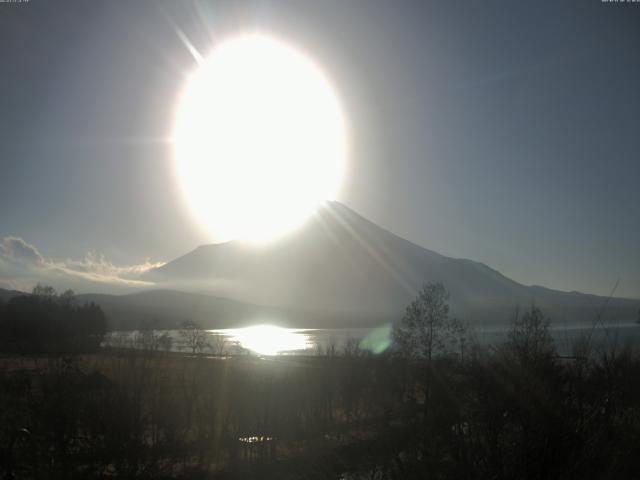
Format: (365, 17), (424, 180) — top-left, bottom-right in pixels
(106, 321), (640, 357)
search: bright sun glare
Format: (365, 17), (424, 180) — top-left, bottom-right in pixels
(173, 34), (347, 243)
(225, 325), (309, 356)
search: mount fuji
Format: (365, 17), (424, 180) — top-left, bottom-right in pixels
(138, 202), (638, 327)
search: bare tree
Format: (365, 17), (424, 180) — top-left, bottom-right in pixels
(158, 332), (173, 352)
(392, 282), (463, 361)
(343, 336), (363, 357)
(506, 305), (555, 363)
(32, 283), (57, 300)
(59, 289), (76, 307)
(179, 321), (210, 355)
(209, 333), (226, 356)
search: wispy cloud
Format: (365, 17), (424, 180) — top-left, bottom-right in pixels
(0, 236), (44, 265)
(0, 236), (165, 293)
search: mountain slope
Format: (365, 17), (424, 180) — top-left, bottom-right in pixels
(145, 202), (639, 325)
(76, 290), (341, 330)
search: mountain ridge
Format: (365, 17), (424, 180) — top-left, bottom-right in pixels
(3, 201), (637, 328)
(144, 201), (640, 325)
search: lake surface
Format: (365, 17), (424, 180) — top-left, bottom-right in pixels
(106, 321), (640, 357)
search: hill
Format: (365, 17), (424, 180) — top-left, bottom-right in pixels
(75, 290), (356, 330)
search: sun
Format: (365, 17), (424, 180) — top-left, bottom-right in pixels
(173, 33), (347, 243)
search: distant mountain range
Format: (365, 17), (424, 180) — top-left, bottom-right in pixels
(3, 202), (638, 329)
(142, 201), (638, 327)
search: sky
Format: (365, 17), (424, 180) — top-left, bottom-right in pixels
(0, 0), (639, 298)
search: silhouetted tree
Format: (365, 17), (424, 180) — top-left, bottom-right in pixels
(179, 320), (210, 354)
(59, 288), (76, 307)
(209, 333), (226, 355)
(505, 305), (555, 364)
(0, 284), (106, 353)
(392, 282), (464, 361)
(32, 283), (57, 299)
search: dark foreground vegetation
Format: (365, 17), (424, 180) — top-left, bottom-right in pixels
(1, 284), (639, 479)
(0, 285), (106, 354)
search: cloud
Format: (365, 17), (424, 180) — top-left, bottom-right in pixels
(0, 236), (44, 265)
(51, 252), (164, 286)
(0, 236), (165, 293)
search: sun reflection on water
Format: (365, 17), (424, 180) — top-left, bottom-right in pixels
(224, 325), (311, 356)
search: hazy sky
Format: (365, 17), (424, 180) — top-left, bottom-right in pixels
(1, 0), (639, 297)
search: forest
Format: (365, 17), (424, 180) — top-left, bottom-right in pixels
(0, 284), (639, 479)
